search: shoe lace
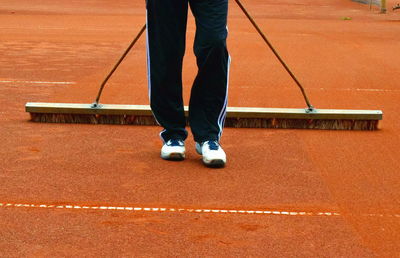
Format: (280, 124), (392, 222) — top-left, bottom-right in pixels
(207, 141), (219, 150)
(168, 139), (183, 146)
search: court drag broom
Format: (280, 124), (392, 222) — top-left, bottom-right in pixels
(25, 0), (382, 130)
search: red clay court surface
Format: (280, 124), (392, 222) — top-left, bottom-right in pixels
(1, 0), (399, 256)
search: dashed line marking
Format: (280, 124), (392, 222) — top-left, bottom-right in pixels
(0, 26), (133, 32)
(0, 80), (75, 85)
(239, 86), (400, 93)
(310, 87), (400, 93)
(0, 202), (399, 218)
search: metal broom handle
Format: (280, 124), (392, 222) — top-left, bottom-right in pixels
(94, 3), (314, 110)
(93, 24), (147, 107)
(234, 0), (314, 111)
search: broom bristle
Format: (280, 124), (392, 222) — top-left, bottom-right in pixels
(30, 113), (379, 130)
(30, 113), (159, 125)
(224, 117), (379, 130)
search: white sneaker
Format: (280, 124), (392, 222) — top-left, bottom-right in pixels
(195, 141), (226, 167)
(161, 139), (185, 161)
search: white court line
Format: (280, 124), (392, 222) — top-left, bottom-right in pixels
(312, 88), (400, 93)
(0, 202), (399, 218)
(0, 26), (134, 32)
(238, 86), (400, 93)
(0, 80), (75, 85)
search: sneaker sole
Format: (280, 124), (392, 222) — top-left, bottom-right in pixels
(162, 152), (185, 161)
(203, 159), (226, 168)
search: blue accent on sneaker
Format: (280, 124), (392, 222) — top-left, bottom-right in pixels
(168, 139), (184, 146)
(207, 141), (219, 150)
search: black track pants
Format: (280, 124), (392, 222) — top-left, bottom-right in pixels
(146, 0), (230, 143)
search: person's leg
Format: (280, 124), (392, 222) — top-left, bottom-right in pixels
(146, 0), (189, 142)
(188, 0), (230, 143)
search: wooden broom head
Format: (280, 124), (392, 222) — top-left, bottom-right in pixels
(26, 102), (383, 130)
